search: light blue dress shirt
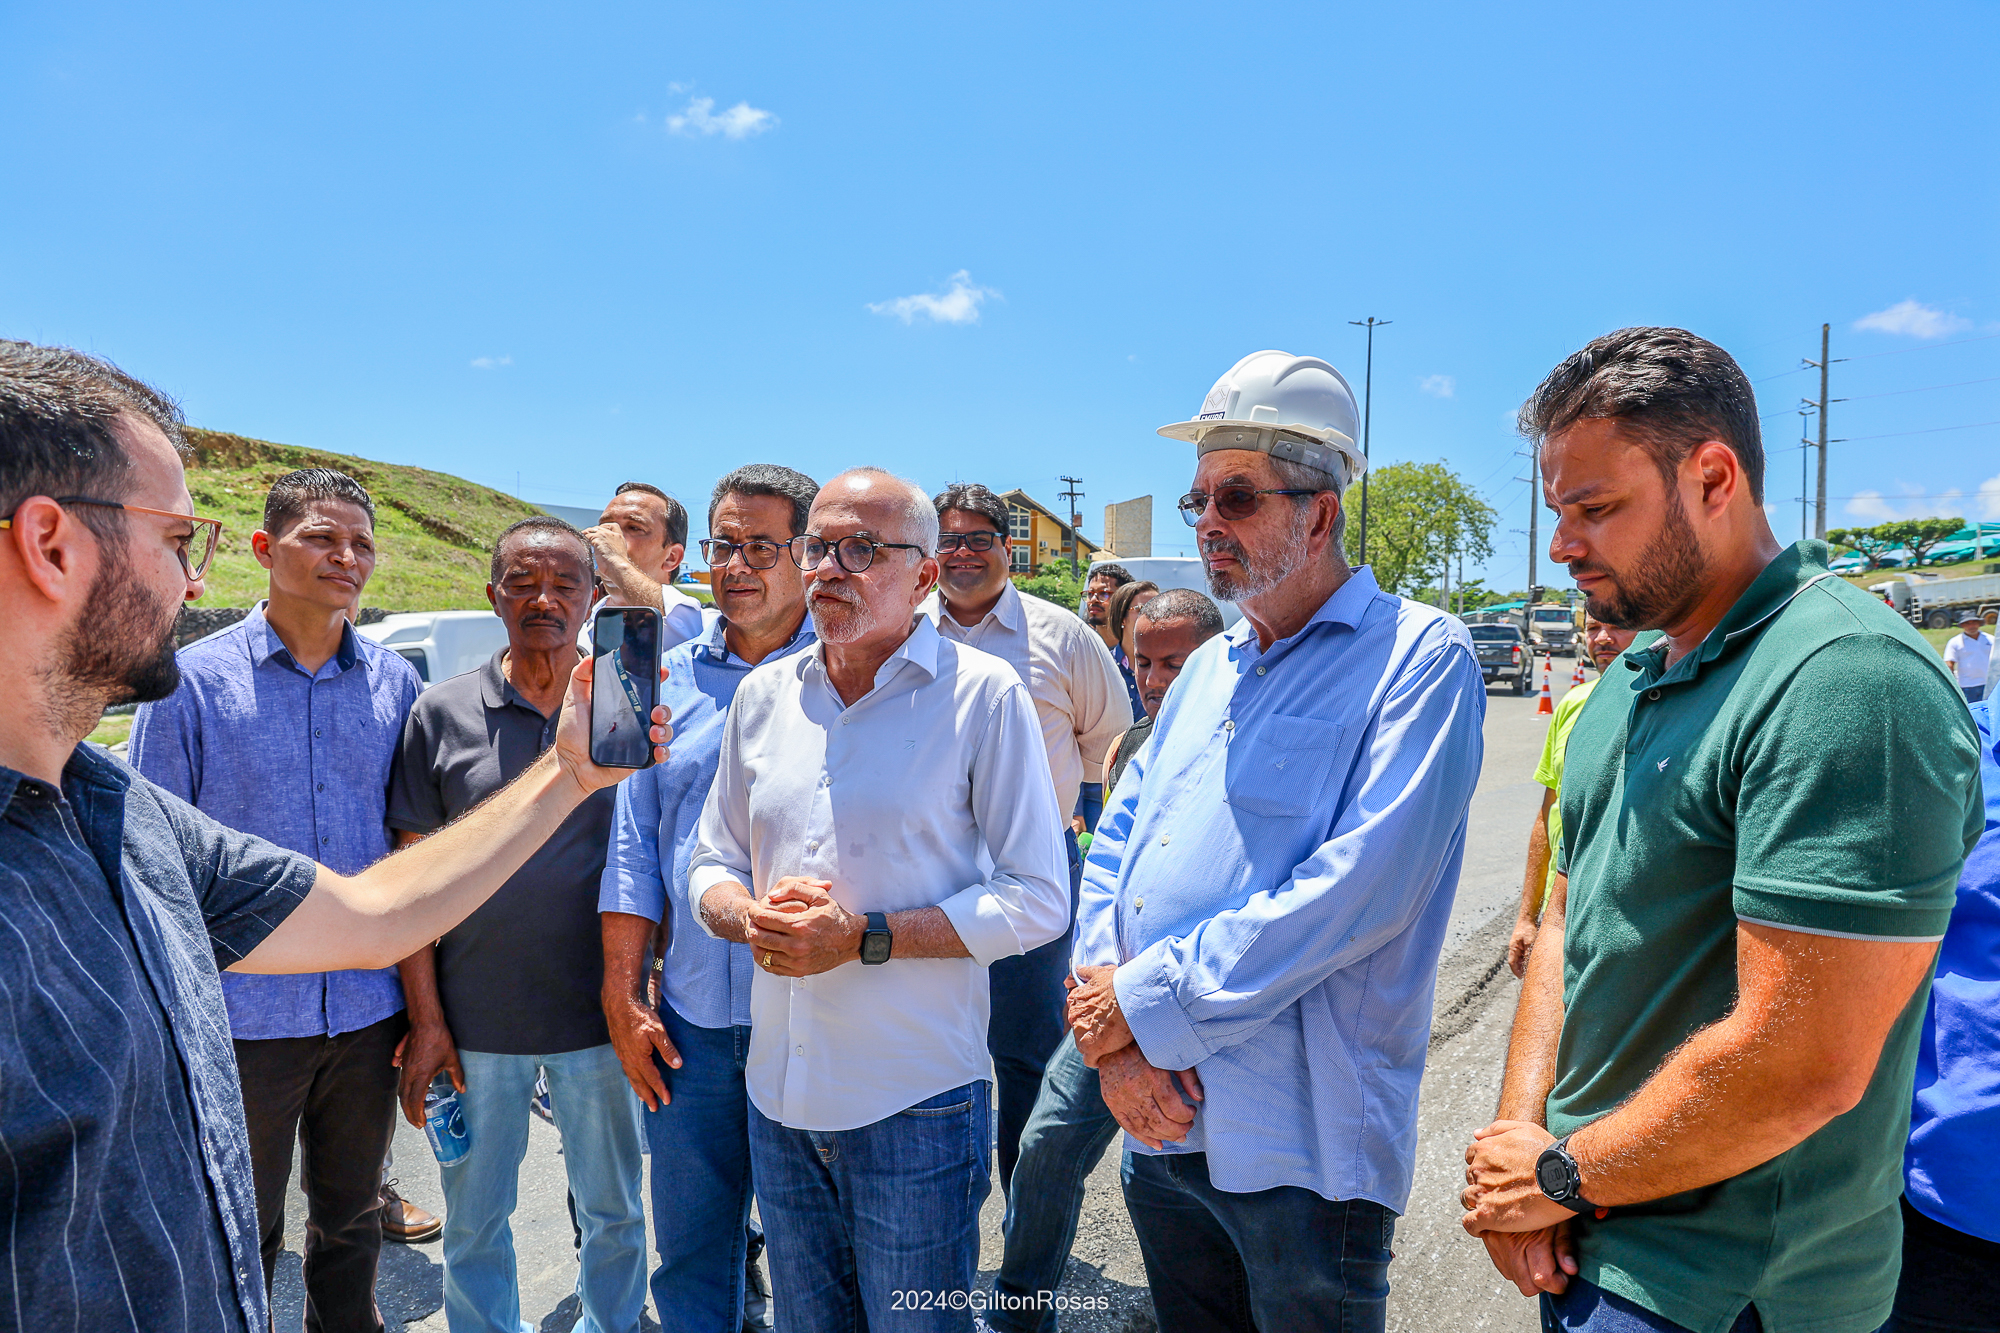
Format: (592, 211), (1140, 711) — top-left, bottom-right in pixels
(130, 602), (420, 1040)
(1077, 567), (1485, 1210)
(598, 614), (816, 1030)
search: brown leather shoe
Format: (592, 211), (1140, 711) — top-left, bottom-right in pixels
(380, 1179), (443, 1244)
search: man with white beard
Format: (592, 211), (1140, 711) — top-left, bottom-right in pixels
(688, 468), (1070, 1333)
(1061, 353), (1486, 1332)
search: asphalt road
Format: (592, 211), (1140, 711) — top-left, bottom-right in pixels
(268, 660), (1593, 1333)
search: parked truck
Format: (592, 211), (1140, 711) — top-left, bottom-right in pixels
(1867, 569), (2000, 630)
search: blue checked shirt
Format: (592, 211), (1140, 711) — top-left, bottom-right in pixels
(131, 602), (420, 1039)
(1077, 567), (1485, 1210)
(599, 614), (815, 1030)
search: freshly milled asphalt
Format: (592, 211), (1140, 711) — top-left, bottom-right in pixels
(268, 667), (1589, 1332)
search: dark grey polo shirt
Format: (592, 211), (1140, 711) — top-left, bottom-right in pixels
(385, 651), (615, 1055)
(0, 744), (315, 1332)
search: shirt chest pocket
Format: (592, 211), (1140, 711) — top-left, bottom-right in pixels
(1223, 715), (1345, 820)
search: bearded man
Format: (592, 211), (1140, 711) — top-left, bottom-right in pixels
(1460, 327), (1981, 1333)
(1060, 351), (1486, 1332)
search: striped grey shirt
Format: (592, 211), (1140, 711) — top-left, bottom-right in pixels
(0, 744), (314, 1331)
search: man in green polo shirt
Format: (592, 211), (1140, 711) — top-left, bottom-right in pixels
(1459, 327), (1982, 1333)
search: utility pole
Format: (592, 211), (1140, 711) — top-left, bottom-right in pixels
(1797, 402), (1816, 543)
(1801, 324), (1845, 540)
(1348, 316), (1391, 564)
(1057, 475), (1085, 580)
(1525, 443), (1539, 606)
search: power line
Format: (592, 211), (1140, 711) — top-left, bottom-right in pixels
(1842, 375), (2000, 403)
(1836, 419), (2000, 444)
(1841, 331), (2000, 362)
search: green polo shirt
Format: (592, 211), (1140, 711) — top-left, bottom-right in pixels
(1552, 541), (1982, 1333)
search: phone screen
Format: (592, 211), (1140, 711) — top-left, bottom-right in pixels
(589, 606), (660, 769)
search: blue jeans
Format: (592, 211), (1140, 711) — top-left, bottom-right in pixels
(440, 1045), (647, 1333)
(989, 1033), (1119, 1333)
(751, 1080), (992, 1333)
(1541, 1278), (1766, 1331)
(1122, 1149), (1395, 1333)
(645, 1006), (762, 1333)
(989, 830), (1083, 1194)
(1966, 684), (1985, 705)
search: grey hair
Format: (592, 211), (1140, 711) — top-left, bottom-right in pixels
(1268, 454), (1349, 557)
(822, 467), (939, 555)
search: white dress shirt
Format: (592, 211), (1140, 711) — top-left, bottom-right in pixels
(922, 580), (1134, 816)
(689, 615), (1070, 1131)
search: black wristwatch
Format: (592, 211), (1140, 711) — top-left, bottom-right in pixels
(860, 912), (892, 966)
(1535, 1134), (1601, 1214)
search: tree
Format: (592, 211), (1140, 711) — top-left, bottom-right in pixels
(1873, 517), (1965, 569)
(1013, 561), (1087, 611)
(1342, 461), (1497, 600)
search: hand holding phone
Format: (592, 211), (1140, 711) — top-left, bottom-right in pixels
(589, 606), (662, 769)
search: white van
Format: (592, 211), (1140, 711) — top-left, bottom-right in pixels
(1086, 556), (1243, 629)
(357, 610), (511, 688)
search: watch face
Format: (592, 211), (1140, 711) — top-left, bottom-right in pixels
(861, 931), (891, 965)
(1536, 1154), (1569, 1199)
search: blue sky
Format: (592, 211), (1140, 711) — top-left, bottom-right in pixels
(4, 0), (1995, 592)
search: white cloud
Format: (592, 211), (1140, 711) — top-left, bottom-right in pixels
(665, 96), (777, 140)
(1846, 483), (1963, 523)
(1419, 374), (1455, 399)
(1853, 299), (1972, 340)
(867, 270), (999, 325)
(1978, 471), (2000, 520)
(470, 355), (511, 369)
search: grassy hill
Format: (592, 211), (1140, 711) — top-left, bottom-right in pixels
(182, 428), (559, 611)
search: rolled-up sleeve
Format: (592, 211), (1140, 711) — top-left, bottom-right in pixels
(600, 767), (668, 923)
(938, 682), (1071, 966)
(1114, 640), (1485, 1072)
(689, 706), (757, 939)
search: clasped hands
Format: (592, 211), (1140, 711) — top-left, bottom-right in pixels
(743, 876), (865, 977)
(1066, 964), (1203, 1151)
(1459, 1119), (1581, 1297)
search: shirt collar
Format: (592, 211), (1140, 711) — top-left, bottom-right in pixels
(1223, 565), (1383, 652)
(245, 600), (362, 675)
(922, 579), (1024, 635)
(697, 612), (817, 665)
(478, 647), (543, 713)
(1621, 541), (1839, 683)
(805, 612), (942, 688)
(0, 743), (132, 815)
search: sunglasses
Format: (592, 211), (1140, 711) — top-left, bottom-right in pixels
(1177, 487), (1326, 527)
(0, 495), (225, 580)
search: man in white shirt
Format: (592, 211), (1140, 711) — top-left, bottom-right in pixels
(922, 482), (1133, 1193)
(582, 481), (707, 653)
(1946, 611), (1991, 704)
(689, 468), (1070, 1333)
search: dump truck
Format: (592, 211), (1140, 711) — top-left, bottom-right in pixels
(1868, 569), (2000, 630)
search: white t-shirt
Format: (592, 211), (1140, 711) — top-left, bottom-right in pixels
(1944, 630), (1991, 688)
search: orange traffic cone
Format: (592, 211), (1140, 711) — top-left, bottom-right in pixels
(1536, 656), (1554, 715)
(1571, 658), (1586, 688)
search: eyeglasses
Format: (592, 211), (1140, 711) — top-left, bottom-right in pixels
(786, 533), (926, 573)
(700, 538), (785, 570)
(935, 531), (1003, 554)
(0, 495), (225, 580)
(1177, 487), (1325, 527)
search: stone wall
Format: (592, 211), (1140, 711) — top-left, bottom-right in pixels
(174, 604), (392, 648)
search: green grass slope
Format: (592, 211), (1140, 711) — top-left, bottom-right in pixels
(182, 428), (547, 611)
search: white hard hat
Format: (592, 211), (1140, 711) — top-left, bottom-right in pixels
(1156, 350), (1367, 486)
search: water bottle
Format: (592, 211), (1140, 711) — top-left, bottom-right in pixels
(423, 1072), (470, 1166)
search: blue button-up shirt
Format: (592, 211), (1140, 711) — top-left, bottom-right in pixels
(131, 602), (420, 1039)
(1078, 567), (1485, 1209)
(0, 746), (316, 1331)
(599, 614), (816, 1030)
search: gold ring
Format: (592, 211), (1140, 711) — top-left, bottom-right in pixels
(762, 951), (773, 967)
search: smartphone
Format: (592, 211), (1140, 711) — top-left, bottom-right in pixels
(589, 606), (660, 769)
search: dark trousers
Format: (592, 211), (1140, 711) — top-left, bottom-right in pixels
(234, 1012), (405, 1333)
(1122, 1150), (1396, 1333)
(988, 829), (1083, 1194)
(1888, 1195), (2000, 1332)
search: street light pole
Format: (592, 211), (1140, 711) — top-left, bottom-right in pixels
(1057, 475), (1085, 580)
(1348, 316), (1391, 564)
